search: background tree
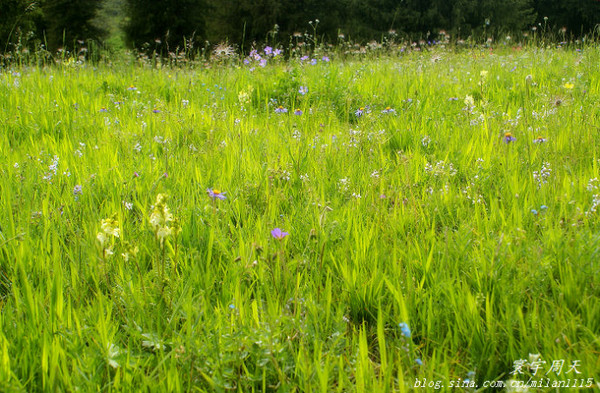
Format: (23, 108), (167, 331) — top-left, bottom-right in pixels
(41, 0), (106, 50)
(125, 0), (206, 52)
(1, 0), (44, 51)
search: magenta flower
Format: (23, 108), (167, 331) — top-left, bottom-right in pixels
(271, 228), (289, 240)
(207, 188), (226, 200)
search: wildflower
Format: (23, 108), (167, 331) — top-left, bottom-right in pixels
(540, 205), (548, 210)
(156, 226), (173, 242)
(73, 185), (82, 200)
(101, 217), (121, 237)
(152, 108), (161, 113)
(207, 188), (226, 200)
(273, 48), (282, 57)
(504, 132), (516, 144)
(294, 109), (303, 115)
(322, 56), (330, 62)
(298, 86), (308, 95)
(99, 107), (108, 112)
(300, 55), (309, 61)
(259, 59), (267, 67)
(275, 106), (288, 113)
(149, 194), (177, 247)
(127, 85), (137, 91)
(563, 82), (574, 89)
(97, 214), (120, 253)
(382, 106), (395, 114)
(415, 358), (423, 366)
(310, 59), (317, 65)
(355, 107), (365, 117)
(533, 136), (547, 143)
(531, 209), (538, 215)
(121, 244), (139, 262)
(464, 95), (475, 107)
(264, 46), (273, 55)
(97, 232), (109, 248)
(271, 228), (289, 240)
(399, 322), (411, 338)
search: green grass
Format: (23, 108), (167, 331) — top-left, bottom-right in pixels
(0, 47), (599, 392)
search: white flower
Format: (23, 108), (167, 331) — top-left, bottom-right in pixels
(97, 232), (108, 247)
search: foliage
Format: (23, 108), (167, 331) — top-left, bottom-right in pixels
(1, 45), (600, 391)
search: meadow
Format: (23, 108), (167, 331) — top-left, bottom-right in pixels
(0, 45), (599, 392)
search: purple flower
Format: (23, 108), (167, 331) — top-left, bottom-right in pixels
(294, 109), (303, 115)
(382, 106), (395, 114)
(264, 46), (273, 55)
(271, 228), (289, 240)
(298, 86), (308, 95)
(259, 59), (267, 67)
(300, 55), (309, 61)
(533, 136), (547, 143)
(152, 108), (161, 113)
(275, 106), (288, 113)
(355, 107), (365, 117)
(273, 48), (282, 57)
(310, 58), (317, 65)
(99, 107), (108, 112)
(207, 188), (226, 200)
(322, 56), (330, 62)
(504, 132), (516, 144)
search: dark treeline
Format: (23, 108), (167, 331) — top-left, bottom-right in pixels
(2, 0), (600, 54)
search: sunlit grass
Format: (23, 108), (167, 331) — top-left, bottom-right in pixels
(0, 47), (599, 392)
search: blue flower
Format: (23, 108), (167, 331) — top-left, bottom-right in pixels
(415, 358), (423, 365)
(504, 132), (516, 144)
(399, 322), (411, 338)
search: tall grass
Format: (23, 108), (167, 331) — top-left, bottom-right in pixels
(0, 45), (599, 391)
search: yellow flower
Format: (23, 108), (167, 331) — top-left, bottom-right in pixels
(563, 82), (574, 89)
(101, 217), (120, 237)
(464, 95), (475, 107)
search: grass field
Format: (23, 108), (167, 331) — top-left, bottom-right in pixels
(1, 46), (599, 392)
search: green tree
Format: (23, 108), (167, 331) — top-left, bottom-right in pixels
(41, 0), (106, 50)
(0, 0), (44, 52)
(125, 0), (206, 52)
